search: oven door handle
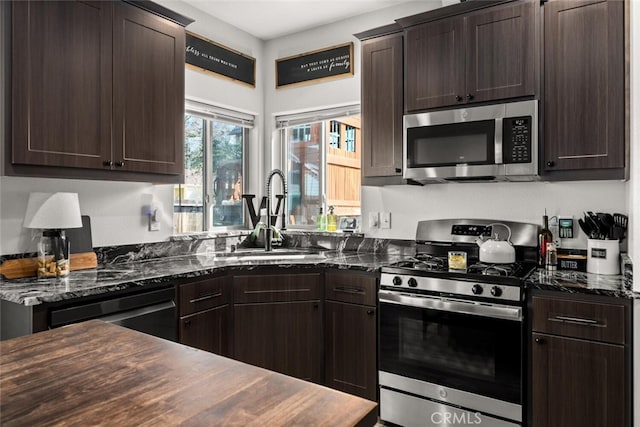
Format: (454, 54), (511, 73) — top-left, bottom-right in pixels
(378, 290), (522, 321)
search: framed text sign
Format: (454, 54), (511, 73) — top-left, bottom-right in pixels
(276, 42), (354, 89)
(185, 31), (256, 88)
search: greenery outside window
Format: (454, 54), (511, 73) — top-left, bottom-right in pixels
(174, 101), (253, 234)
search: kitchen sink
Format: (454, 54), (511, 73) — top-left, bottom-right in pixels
(205, 248), (327, 262)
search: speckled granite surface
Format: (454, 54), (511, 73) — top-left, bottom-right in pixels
(0, 250), (407, 306)
(526, 268), (638, 299)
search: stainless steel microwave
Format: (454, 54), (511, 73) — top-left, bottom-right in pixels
(403, 100), (538, 183)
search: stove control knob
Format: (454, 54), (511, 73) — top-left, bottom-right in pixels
(471, 284), (483, 295)
(491, 286), (503, 297)
(408, 278), (418, 288)
(392, 276), (402, 286)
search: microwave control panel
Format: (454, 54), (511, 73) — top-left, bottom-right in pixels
(503, 116), (531, 164)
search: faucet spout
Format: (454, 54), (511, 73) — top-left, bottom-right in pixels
(265, 169), (287, 251)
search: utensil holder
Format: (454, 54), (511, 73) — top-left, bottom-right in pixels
(586, 239), (620, 275)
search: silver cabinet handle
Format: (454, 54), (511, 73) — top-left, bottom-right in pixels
(189, 292), (223, 304)
(550, 315), (599, 326)
(334, 287), (365, 294)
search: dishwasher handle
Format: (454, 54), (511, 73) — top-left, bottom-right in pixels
(98, 300), (175, 324)
(50, 287), (175, 328)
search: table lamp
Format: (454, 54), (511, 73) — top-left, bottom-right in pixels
(23, 192), (82, 278)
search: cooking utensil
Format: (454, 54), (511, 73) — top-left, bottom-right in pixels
(596, 212), (614, 239)
(613, 213), (628, 229)
(584, 212), (602, 239)
(577, 218), (593, 238)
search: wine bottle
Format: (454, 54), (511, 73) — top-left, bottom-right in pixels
(538, 213), (553, 267)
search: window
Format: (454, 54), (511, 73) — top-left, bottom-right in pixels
(174, 101), (253, 234)
(278, 106), (361, 227)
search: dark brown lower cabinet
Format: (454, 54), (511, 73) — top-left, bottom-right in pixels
(530, 293), (630, 427)
(325, 301), (376, 401)
(234, 301), (322, 382)
(233, 272), (323, 383)
(180, 305), (232, 357)
(531, 333), (625, 427)
(324, 271), (378, 401)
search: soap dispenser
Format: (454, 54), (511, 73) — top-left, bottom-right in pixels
(316, 207), (326, 231)
(327, 206), (337, 232)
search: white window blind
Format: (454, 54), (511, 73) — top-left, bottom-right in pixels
(185, 99), (255, 128)
(276, 105), (360, 129)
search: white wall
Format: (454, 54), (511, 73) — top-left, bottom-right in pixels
(262, 1), (442, 170)
(362, 181), (627, 248)
(0, 2), (264, 255)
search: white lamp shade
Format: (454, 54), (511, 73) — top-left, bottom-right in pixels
(23, 192), (83, 229)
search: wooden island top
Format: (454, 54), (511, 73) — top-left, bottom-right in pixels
(0, 320), (377, 426)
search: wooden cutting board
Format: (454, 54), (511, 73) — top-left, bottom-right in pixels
(0, 216), (97, 280)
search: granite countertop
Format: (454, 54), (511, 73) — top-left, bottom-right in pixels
(526, 268), (637, 299)
(0, 250), (405, 306)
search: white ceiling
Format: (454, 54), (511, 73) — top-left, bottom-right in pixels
(183, 0), (421, 40)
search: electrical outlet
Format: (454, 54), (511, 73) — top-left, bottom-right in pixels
(148, 209), (160, 231)
(380, 212), (391, 229)
(368, 212), (379, 229)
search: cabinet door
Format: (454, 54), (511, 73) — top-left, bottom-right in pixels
(361, 34), (403, 177)
(531, 333), (626, 427)
(465, 0), (535, 103)
(325, 301), (376, 401)
(543, 0), (624, 173)
(180, 305), (232, 357)
(12, 1), (112, 169)
(405, 17), (465, 111)
(234, 301), (322, 383)
(112, 2), (185, 175)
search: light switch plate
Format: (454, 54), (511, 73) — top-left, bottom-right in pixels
(368, 212), (379, 229)
(380, 212), (391, 229)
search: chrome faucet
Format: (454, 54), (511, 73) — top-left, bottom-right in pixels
(265, 168), (287, 251)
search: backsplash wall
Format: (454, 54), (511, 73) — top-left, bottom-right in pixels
(361, 180), (628, 251)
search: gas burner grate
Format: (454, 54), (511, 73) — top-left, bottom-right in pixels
(409, 254), (447, 271)
(467, 263), (522, 277)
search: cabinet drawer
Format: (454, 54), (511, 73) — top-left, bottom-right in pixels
(179, 276), (229, 316)
(234, 273), (321, 303)
(531, 296), (626, 344)
(325, 271), (377, 306)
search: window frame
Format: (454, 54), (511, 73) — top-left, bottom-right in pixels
(277, 104), (360, 230)
(174, 101), (253, 235)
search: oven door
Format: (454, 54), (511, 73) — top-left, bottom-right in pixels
(379, 291), (522, 414)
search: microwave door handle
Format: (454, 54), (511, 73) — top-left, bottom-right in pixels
(495, 117), (503, 164)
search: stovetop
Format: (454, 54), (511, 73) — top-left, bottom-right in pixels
(385, 254), (535, 281)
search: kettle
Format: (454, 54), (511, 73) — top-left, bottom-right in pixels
(476, 223), (516, 264)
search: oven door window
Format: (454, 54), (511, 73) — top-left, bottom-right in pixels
(380, 302), (521, 404)
(407, 120), (495, 167)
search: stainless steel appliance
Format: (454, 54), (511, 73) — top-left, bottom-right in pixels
(403, 100), (538, 183)
(379, 219), (539, 427)
(49, 287), (177, 341)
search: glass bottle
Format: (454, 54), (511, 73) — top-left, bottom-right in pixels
(316, 207), (326, 231)
(327, 206), (337, 232)
(538, 214), (553, 267)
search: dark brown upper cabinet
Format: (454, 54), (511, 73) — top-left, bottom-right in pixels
(11, 1), (188, 181)
(542, 0), (625, 179)
(12, 1), (113, 170)
(359, 29), (404, 178)
(404, 0), (535, 112)
(112, 2), (185, 175)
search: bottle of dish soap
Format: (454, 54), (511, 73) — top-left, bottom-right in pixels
(327, 206), (338, 232)
(316, 207), (326, 231)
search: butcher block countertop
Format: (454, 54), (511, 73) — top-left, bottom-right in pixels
(0, 320), (377, 426)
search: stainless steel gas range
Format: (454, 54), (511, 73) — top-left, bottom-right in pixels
(378, 219), (539, 427)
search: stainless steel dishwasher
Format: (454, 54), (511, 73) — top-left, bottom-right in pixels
(49, 287), (177, 341)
